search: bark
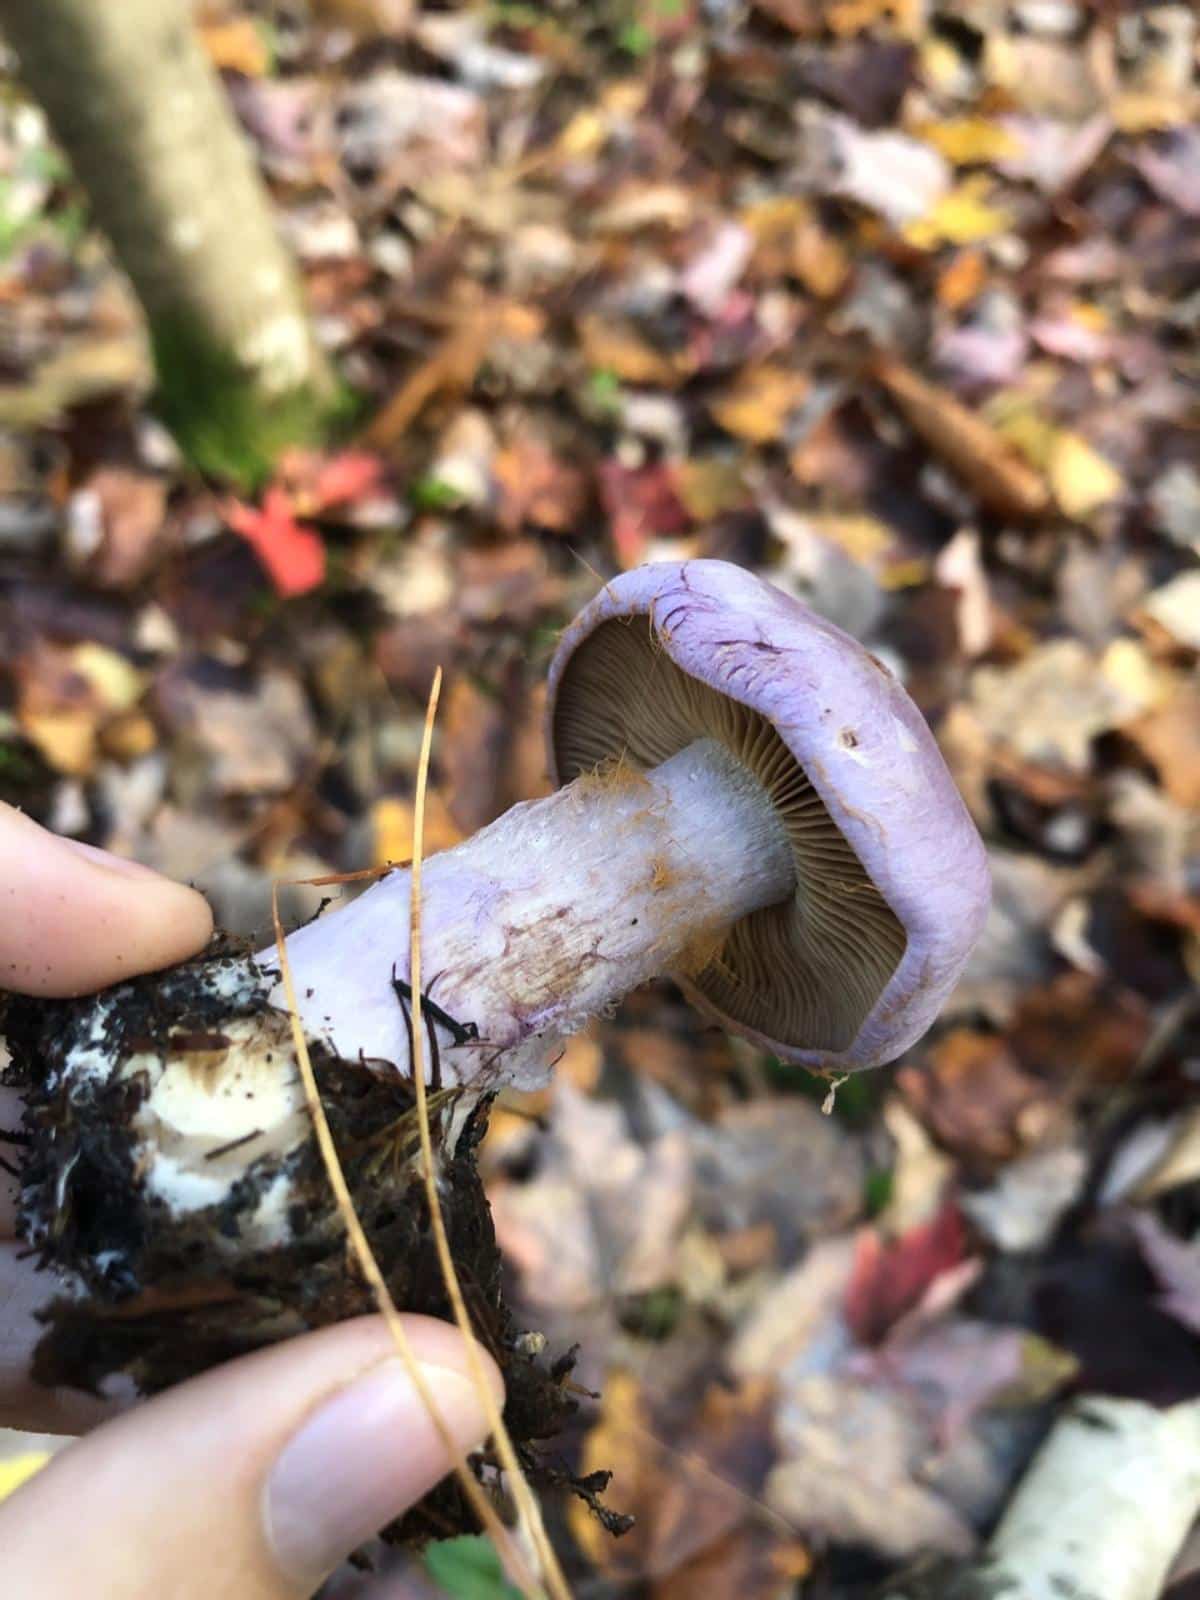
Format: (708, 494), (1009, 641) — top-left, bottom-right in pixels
(0, 0), (336, 480)
(888, 1395), (1200, 1600)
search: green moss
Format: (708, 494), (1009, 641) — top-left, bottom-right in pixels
(148, 313), (353, 489)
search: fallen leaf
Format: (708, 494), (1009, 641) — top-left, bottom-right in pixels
(1129, 1212), (1200, 1338)
(78, 466), (169, 590)
(906, 176), (1014, 249)
(729, 1236), (858, 1380)
(799, 108), (950, 229)
(371, 792), (464, 867)
(1123, 688), (1200, 809)
(899, 1029), (1051, 1167)
(223, 489), (325, 597)
(937, 247), (988, 309)
(361, 303), (501, 451)
(852, 1321), (1076, 1443)
(708, 364), (810, 443)
(490, 1081), (693, 1313)
(493, 439), (588, 534)
(1142, 571), (1200, 652)
(689, 1098), (866, 1259)
(970, 640), (1139, 773)
(768, 1377), (974, 1559)
(1048, 432), (1125, 521)
(281, 449), (385, 515)
(199, 17), (270, 77)
(844, 1198), (969, 1346)
(962, 1143), (1089, 1254)
(572, 1371), (778, 1581)
(439, 671), (510, 834)
(579, 315), (687, 387)
(674, 459), (752, 521)
(917, 118), (1023, 166)
(1009, 971), (1151, 1088)
(15, 641), (146, 777)
(598, 462), (692, 568)
(156, 658), (316, 795)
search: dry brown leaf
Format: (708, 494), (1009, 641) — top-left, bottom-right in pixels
(1009, 971), (1151, 1088)
(899, 1029), (1053, 1166)
(82, 466), (170, 590)
(439, 671), (510, 834)
(493, 439), (589, 534)
(572, 1372), (779, 1582)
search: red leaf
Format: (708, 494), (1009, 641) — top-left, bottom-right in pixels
(223, 488), (325, 597)
(844, 1199), (968, 1346)
(308, 450), (384, 512)
(598, 462), (692, 569)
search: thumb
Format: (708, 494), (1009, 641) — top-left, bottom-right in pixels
(0, 1315), (501, 1599)
(0, 802), (213, 997)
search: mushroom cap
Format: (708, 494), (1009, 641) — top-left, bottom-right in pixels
(546, 559), (990, 1071)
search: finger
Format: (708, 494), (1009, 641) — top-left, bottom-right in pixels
(0, 1243), (114, 1433)
(0, 1314), (503, 1599)
(0, 804), (213, 997)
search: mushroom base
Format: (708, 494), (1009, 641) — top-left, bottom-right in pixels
(1, 947), (592, 1549)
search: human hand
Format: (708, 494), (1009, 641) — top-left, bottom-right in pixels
(0, 805), (499, 1597)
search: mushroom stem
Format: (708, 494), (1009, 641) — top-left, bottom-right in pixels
(265, 738), (795, 1089)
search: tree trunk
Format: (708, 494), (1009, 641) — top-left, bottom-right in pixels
(0, 0), (337, 482)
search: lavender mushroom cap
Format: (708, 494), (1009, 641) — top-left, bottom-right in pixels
(546, 560), (991, 1072)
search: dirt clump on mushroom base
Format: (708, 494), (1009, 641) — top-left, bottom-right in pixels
(1, 943), (583, 1547)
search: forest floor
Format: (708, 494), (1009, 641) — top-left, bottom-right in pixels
(0, 2), (1198, 1596)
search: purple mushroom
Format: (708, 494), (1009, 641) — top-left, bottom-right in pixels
(11, 558), (990, 1415)
(274, 558), (990, 1084)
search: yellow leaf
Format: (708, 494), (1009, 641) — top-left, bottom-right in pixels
(568, 1370), (647, 1570)
(1113, 90), (1199, 135)
(906, 176), (1013, 249)
(812, 514), (893, 566)
(918, 117), (1023, 166)
(372, 792), (463, 868)
(198, 18), (270, 77)
(21, 710), (96, 776)
(1049, 433), (1124, 520)
(709, 364), (809, 443)
(71, 642), (145, 714)
(556, 109), (607, 160)
(0, 1452), (50, 1501)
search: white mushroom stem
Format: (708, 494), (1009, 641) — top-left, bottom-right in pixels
(888, 1396), (1200, 1600)
(263, 738), (794, 1090)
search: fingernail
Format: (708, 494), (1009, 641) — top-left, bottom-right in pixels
(58, 838), (158, 879)
(264, 1360), (492, 1586)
